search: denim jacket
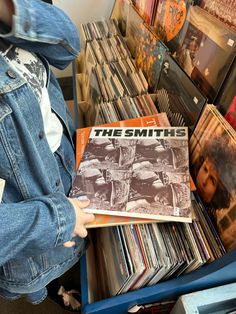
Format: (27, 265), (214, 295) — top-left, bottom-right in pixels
(0, 0), (84, 303)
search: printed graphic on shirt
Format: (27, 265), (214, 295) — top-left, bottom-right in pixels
(0, 40), (46, 103)
(0, 39), (63, 153)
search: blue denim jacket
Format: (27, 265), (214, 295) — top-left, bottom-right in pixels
(0, 0), (84, 304)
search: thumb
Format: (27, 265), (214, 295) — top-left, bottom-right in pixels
(84, 213), (95, 224)
(77, 199), (91, 208)
(68, 198), (90, 209)
(77, 226), (88, 238)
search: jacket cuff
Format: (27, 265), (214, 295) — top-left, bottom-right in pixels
(49, 192), (76, 247)
(12, 0), (36, 39)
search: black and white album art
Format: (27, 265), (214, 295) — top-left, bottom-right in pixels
(70, 127), (192, 222)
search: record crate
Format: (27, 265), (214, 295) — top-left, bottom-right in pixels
(80, 245), (236, 314)
(71, 2), (236, 312)
(72, 64), (236, 314)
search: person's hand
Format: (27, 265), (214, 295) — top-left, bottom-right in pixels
(63, 198), (95, 248)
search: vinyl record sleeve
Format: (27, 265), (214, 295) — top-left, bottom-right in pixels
(153, 0), (192, 42)
(143, 224), (159, 269)
(169, 5), (236, 103)
(182, 222), (207, 273)
(126, 4), (145, 57)
(193, 191), (226, 258)
(72, 115), (196, 228)
(189, 104), (236, 252)
(146, 224), (170, 285)
(191, 220), (211, 263)
(166, 224), (187, 276)
(122, 225), (146, 290)
(156, 54), (207, 131)
(71, 126), (192, 222)
(118, 226), (142, 293)
(133, 0), (158, 25)
(94, 227), (131, 297)
(176, 223), (195, 269)
(135, 24), (168, 92)
(199, 0), (236, 32)
(193, 209), (219, 262)
(133, 225), (157, 287)
(215, 58), (236, 130)
(111, 0), (130, 36)
(88, 68), (102, 106)
(158, 224), (180, 279)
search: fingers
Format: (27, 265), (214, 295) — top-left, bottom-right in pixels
(76, 226), (88, 238)
(63, 240), (76, 248)
(84, 212), (95, 225)
(76, 199), (91, 209)
(74, 212), (95, 238)
(68, 198), (90, 210)
(67, 197), (95, 242)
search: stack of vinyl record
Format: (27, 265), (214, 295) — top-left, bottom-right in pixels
(81, 18), (162, 126)
(81, 19), (121, 42)
(94, 94), (158, 125)
(86, 35), (131, 65)
(88, 60), (148, 105)
(93, 192), (225, 299)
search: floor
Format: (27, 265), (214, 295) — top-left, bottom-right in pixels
(0, 296), (66, 314)
(0, 255), (82, 314)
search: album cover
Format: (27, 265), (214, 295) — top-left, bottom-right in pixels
(88, 67), (103, 106)
(133, 225), (157, 286)
(189, 104), (236, 252)
(81, 19), (121, 42)
(199, 0), (236, 32)
(111, 0), (130, 36)
(153, 0), (192, 42)
(193, 192), (226, 260)
(126, 4), (145, 57)
(72, 114), (171, 228)
(215, 58), (236, 130)
(94, 226), (131, 298)
(118, 226), (144, 292)
(133, 0), (158, 25)
(146, 223), (171, 285)
(182, 222), (207, 273)
(135, 23), (168, 92)
(156, 53), (207, 131)
(75, 114), (170, 171)
(122, 225), (146, 290)
(170, 5), (236, 103)
(70, 126), (191, 223)
(224, 96), (236, 131)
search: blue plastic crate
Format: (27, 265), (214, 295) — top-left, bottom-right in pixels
(80, 249), (236, 314)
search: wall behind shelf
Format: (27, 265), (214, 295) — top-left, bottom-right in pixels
(52, 0), (115, 78)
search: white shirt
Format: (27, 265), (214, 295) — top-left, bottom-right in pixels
(0, 43), (63, 152)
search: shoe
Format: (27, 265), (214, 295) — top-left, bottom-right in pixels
(47, 279), (81, 313)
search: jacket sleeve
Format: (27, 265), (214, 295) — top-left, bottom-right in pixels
(0, 192), (76, 266)
(0, 0), (80, 69)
